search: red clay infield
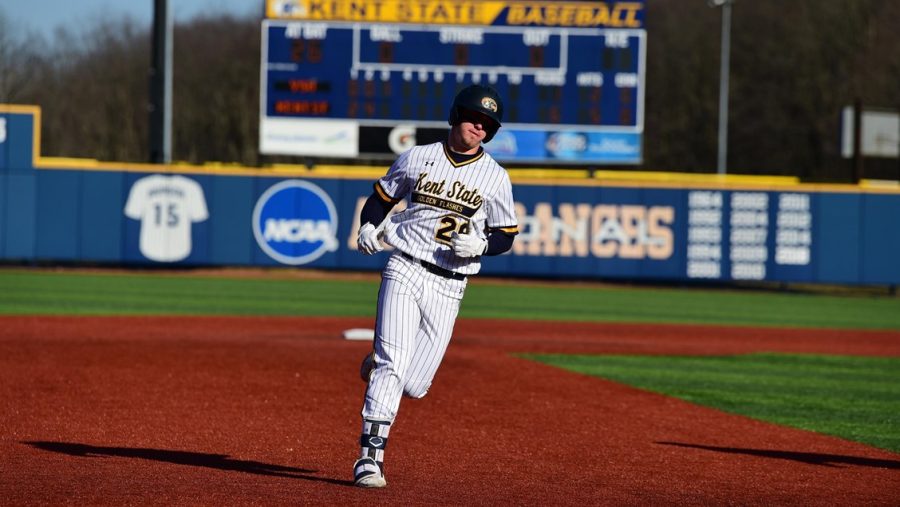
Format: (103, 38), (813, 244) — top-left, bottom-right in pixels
(1, 315), (898, 505)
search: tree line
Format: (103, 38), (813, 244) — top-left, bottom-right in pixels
(1, 0), (897, 181)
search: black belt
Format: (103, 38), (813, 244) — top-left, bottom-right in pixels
(401, 252), (466, 281)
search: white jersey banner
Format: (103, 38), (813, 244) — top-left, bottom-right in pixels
(124, 174), (209, 262)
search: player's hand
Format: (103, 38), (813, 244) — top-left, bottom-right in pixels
(450, 231), (487, 258)
(357, 222), (384, 255)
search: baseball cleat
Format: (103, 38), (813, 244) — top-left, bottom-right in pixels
(353, 457), (386, 488)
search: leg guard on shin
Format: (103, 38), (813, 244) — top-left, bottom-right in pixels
(359, 419), (390, 462)
(354, 419), (390, 487)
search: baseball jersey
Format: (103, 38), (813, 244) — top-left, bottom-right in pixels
(124, 174), (209, 262)
(377, 141), (518, 276)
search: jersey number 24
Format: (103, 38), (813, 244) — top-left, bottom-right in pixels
(435, 215), (470, 245)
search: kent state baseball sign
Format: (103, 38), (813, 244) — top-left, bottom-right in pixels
(253, 180), (340, 265)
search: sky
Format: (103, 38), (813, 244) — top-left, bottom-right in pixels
(1, 0), (263, 40)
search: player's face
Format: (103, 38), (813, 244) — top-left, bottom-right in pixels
(450, 109), (496, 153)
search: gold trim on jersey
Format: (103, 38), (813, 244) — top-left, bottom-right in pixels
(442, 143), (485, 168)
(489, 225), (520, 235)
(374, 182), (401, 204)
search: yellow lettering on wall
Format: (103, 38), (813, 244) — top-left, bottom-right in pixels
(647, 207), (674, 259)
(557, 203), (591, 257)
(268, 1), (641, 27)
(501, 2), (642, 28)
(534, 202), (557, 256)
(618, 205), (645, 259)
(507, 5), (525, 24)
(513, 202), (674, 260)
(613, 2), (642, 28)
(591, 5), (610, 26)
(270, 0), (507, 24)
(591, 205), (619, 258)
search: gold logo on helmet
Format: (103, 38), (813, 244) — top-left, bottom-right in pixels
(480, 97), (498, 112)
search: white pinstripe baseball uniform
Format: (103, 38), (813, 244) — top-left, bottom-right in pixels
(352, 85), (516, 488)
(364, 141), (517, 420)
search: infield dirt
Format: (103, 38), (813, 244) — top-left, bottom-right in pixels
(1, 315), (898, 505)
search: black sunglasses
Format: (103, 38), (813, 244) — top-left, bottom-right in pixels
(458, 109), (497, 128)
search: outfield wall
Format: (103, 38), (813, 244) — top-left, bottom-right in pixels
(2, 105), (899, 285)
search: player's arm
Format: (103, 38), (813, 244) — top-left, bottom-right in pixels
(360, 183), (399, 226)
(361, 150), (409, 227)
(357, 183), (401, 255)
(483, 226), (517, 256)
(451, 224), (517, 258)
(479, 173), (518, 256)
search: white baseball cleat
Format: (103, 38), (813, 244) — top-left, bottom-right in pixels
(353, 457), (386, 488)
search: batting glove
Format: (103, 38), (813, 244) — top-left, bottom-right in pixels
(451, 231), (487, 258)
(357, 222), (384, 255)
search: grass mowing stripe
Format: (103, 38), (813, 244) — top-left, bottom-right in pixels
(0, 271), (380, 316)
(2, 270), (900, 329)
(522, 352), (900, 453)
(464, 285), (900, 329)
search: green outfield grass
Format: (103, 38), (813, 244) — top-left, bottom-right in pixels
(523, 352), (900, 453)
(1, 269), (899, 329)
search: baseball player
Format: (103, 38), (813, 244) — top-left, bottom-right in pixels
(352, 84), (518, 488)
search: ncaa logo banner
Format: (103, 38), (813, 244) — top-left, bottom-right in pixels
(253, 180), (339, 265)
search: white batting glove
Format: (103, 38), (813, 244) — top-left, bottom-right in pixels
(450, 231), (487, 258)
(357, 222), (384, 255)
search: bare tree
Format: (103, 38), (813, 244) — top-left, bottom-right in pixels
(0, 9), (47, 104)
(172, 14), (261, 165)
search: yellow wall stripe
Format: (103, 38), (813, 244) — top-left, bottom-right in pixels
(3, 103), (897, 194)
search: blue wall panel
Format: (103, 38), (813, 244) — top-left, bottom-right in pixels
(185, 174), (212, 266)
(0, 117), (9, 171)
(80, 172), (125, 262)
(35, 170), (80, 259)
(3, 113), (34, 173)
(815, 193), (861, 284)
(861, 194), (900, 284)
(0, 174), (5, 256)
(4, 174), (36, 259)
(209, 175), (255, 265)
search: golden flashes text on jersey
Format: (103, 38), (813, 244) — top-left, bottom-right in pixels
(415, 172), (484, 209)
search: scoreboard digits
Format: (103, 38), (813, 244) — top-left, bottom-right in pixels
(260, 0), (646, 163)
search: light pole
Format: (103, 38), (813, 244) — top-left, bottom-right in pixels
(149, 0), (173, 164)
(710, 0), (733, 175)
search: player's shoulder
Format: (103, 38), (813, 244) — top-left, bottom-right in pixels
(478, 150), (508, 174)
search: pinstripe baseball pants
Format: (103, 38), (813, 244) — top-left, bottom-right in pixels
(362, 251), (467, 423)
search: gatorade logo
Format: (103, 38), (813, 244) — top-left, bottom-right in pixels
(253, 180), (339, 265)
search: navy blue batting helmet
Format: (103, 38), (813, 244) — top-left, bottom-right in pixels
(448, 84), (503, 143)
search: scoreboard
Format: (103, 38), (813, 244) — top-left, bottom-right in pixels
(260, 0), (646, 164)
